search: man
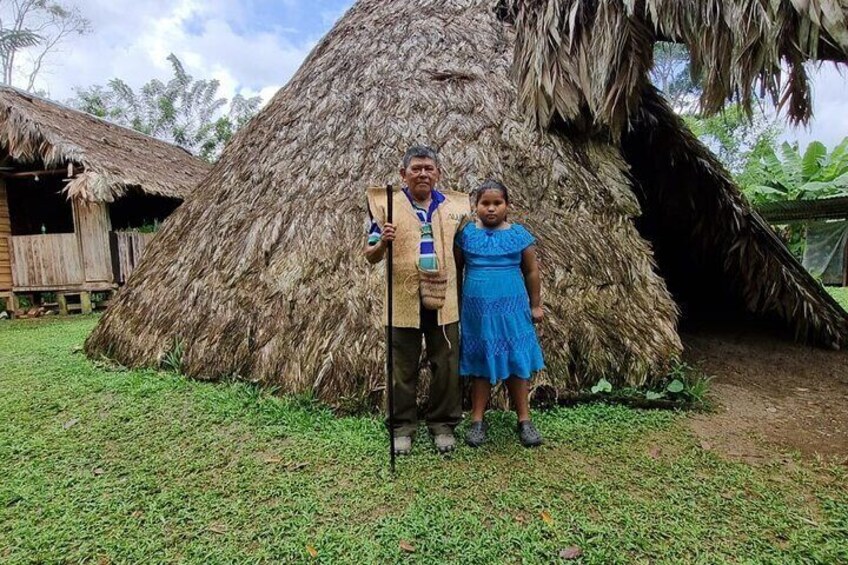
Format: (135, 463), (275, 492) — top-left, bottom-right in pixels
(365, 145), (469, 455)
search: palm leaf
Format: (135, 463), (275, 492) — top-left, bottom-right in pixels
(501, 0), (848, 135)
(0, 29), (41, 56)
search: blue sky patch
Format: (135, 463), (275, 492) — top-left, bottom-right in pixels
(229, 0), (354, 42)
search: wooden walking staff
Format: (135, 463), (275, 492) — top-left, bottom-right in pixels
(385, 183), (396, 473)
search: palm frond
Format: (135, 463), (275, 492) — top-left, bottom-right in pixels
(500, 0), (848, 136)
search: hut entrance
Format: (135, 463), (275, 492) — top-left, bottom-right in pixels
(634, 208), (749, 325)
(621, 129), (765, 333)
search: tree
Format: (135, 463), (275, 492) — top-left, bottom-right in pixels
(71, 54), (262, 161)
(650, 42), (699, 113)
(0, 28), (40, 56)
(0, 0), (91, 91)
(652, 42), (784, 184)
(683, 104), (783, 178)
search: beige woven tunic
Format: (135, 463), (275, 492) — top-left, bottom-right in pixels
(367, 186), (470, 328)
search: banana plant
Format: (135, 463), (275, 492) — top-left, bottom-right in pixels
(743, 138), (848, 205)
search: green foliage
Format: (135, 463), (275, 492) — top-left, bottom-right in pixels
(828, 287), (848, 313)
(117, 219), (160, 234)
(683, 104), (783, 177)
(652, 44), (792, 196)
(736, 137), (848, 260)
(0, 29), (41, 56)
(590, 377), (613, 394)
(160, 338), (184, 374)
(666, 379), (685, 394)
(70, 54), (261, 161)
(741, 137), (848, 205)
(583, 362), (712, 407)
(663, 361), (713, 406)
(1, 317), (847, 563)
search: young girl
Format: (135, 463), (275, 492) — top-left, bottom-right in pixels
(456, 179), (545, 448)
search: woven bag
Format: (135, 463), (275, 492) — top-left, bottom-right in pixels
(418, 266), (448, 310)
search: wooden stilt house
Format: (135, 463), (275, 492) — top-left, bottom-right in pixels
(0, 86), (210, 315)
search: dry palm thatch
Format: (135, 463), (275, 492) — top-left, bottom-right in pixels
(499, 0), (848, 136)
(85, 0), (846, 411)
(0, 86), (209, 202)
(624, 86), (848, 347)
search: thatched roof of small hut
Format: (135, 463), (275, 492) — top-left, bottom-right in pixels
(85, 0), (848, 409)
(0, 86), (210, 202)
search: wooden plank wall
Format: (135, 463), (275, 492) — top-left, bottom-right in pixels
(10, 234), (84, 288)
(113, 232), (155, 283)
(0, 181), (12, 291)
(73, 200), (113, 284)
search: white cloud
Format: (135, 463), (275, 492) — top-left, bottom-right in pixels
(781, 64), (848, 150)
(14, 0), (848, 151)
(26, 0), (315, 109)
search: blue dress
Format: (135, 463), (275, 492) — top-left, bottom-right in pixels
(457, 223), (545, 384)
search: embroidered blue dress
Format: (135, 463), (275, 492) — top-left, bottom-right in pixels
(457, 223), (545, 384)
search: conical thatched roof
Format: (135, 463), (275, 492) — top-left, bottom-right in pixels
(0, 86), (210, 202)
(85, 0), (848, 409)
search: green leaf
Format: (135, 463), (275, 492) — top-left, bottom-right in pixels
(591, 378), (613, 394)
(751, 185), (785, 196)
(831, 171), (848, 188)
(780, 142), (803, 185)
(666, 380), (685, 394)
(645, 391), (665, 401)
(798, 181), (841, 199)
(802, 141), (827, 180)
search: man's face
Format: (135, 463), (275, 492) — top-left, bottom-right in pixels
(400, 157), (440, 200)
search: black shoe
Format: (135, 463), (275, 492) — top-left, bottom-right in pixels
(518, 420), (543, 447)
(466, 421), (488, 448)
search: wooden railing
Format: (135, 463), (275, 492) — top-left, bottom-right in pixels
(111, 232), (155, 284)
(10, 234), (84, 288)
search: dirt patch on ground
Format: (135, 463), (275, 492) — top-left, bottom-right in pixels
(682, 324), (848, 461)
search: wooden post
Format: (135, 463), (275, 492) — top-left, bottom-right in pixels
(57, 293), (68, 316)
(80, 291), (92, 315)
(4, 292), (17, 316)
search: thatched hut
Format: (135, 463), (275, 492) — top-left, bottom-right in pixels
(85, 0), (848, 407)
(0, 87), (209, 315)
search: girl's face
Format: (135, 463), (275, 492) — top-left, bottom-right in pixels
(476, 188), (508, 228)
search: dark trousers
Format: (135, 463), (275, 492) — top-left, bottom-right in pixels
(389, 307), (461, 436)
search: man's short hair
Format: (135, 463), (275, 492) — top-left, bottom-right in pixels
(402, 145), (440, 169)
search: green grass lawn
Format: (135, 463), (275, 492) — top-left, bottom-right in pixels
(1, 317), (846, 564)
(827, 286), (848, 312)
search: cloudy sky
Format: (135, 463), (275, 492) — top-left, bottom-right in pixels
(19, 0), (848, 149)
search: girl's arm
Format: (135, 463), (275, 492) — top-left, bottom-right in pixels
(454, 245), (464, 299)
(521, 245), (543, 322)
